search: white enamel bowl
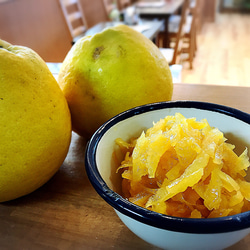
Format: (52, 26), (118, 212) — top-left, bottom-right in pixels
(85, 101), (250, 250)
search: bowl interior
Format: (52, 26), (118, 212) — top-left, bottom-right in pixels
(96, 104), (250, 195)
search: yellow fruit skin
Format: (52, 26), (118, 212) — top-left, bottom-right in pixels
(0, 40), (72, 202)
(58, 25), (173, 138)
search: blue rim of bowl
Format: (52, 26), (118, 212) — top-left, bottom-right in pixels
(85, 100), (250, 234)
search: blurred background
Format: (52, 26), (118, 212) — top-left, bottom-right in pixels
(1, 0), (250, 86)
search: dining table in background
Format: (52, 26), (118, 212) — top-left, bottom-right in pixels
(136, 0), (185, 47)
(83, 19), (164, 42)
(0, 81), (250, 249)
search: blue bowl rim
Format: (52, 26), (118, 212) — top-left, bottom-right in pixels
(85, 100), (250, 234)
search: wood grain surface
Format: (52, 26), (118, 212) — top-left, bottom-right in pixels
(0, 83), (250, 250)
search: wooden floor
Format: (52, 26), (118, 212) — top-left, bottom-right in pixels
(181, 12), (250, 86)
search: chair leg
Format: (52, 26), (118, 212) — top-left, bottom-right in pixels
(193, 27), (197, 56)
(189, 29), (197, 69)
(189, 44), (194, 69)
(155, 34), (160, 47)
(156, 33), (163, 48)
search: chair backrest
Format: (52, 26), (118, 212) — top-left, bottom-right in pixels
(190, 0), (200, 32)
(171, 0), (191, 64)
(190, 0), (199, 14)
(103, 0), (118, 20)
(117, 0), (131, 10)
(59, 0), (88, 40)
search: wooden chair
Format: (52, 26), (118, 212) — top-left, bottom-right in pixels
(158, 0), (198, 69)
(117, 0), (131, 10)
(59, 0), (88, 45)
(169, 0), (199, 69)
(103, 0), (119, 20)
(159, 0), (189, 67)
(182, 0), (199, 64)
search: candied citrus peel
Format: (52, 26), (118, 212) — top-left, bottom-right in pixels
(116, 113), (250, 218)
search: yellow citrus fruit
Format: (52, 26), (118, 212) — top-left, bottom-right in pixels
(0, 39), (72, 202)
(58, 24), (173, 138)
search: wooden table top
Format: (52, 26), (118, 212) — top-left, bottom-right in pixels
(1, 83), (250, 249)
